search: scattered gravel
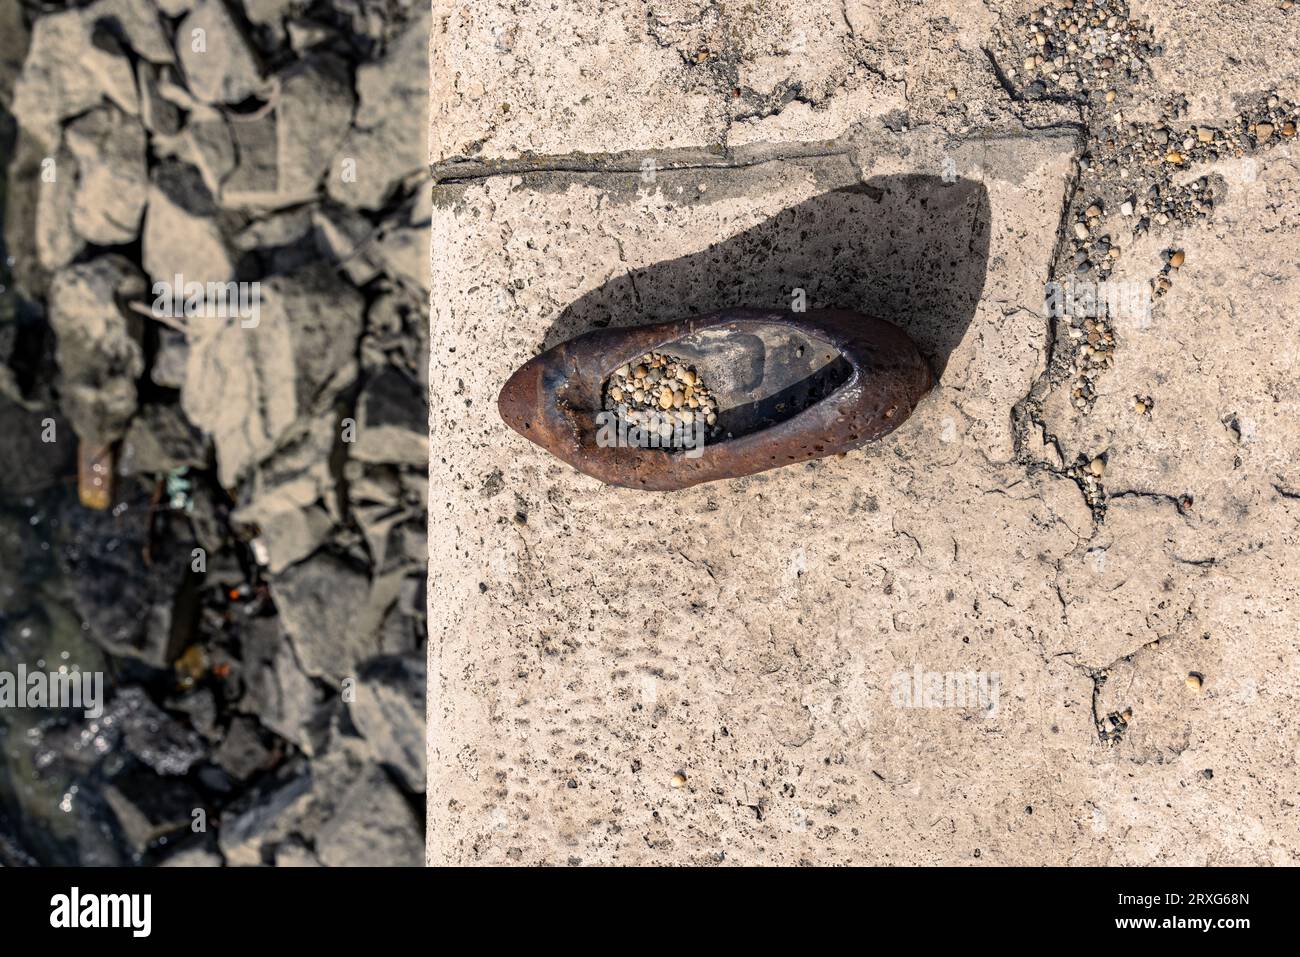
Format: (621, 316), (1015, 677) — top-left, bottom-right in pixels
(993, 0), (1159, 105)
(1059, 91), (1296, 418)
(999, 3), (1299, 434)
(603, 351), (720, 447)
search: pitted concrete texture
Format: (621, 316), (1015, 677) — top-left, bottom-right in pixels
(428, 0), (1078, 173)
(1135, 0), (1299, 120)
(428, 0), (1300, 865)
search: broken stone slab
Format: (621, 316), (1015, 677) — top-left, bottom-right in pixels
(314, 762), (422, 866)
(360, 284), (428, 389)
(104, 774), (202, 853)
(0, 0), (25, 105)
(355, 505), (410, 572)
(143, 161), (235, 287)
(12, 9), (133, 148)
(377, 600), (420, 656)
(232, 206), (313, 252)
(216, 732), (384, 866)
(156, 63), (200, 109)
(158, 844), (223, 866)
(311, 204), (383, 285)
(328, 0), (418, 55)
(86, 24), (146, 119)
(271, 52), (355, 205)
(286, 18), (334, 54)
(326, 2), (428, 209)
(352, 567), (421, 657)
(242, 0), (298, 44)
(237, 616), (333, 756)
(371, 217), (431, 296)
(180, 105), (236, 196)
(64, 103), (148, 246)
(265, 264), (366, 411)
(151, 327), (189, 390)
(118, 403), (209, 476)
(348, 653), (425, 793)
(273, 841), (322, 866)
(88, 0), (175, 64)
(398, 571), (423, 618)
(181, 264), (363, 486)
(0, 129), (51, 302)
(346, 471), (424, 576)
(165, 686), (219, 741)
(221, 112), (280, 205)
(217, 761), (313, 866)
(137, 60), (181, 136)
(213, 54), (353, 210)
(397, 526), (424, 572)
(216, 724), (425, 867)
(237, 218), (327, 276)
(11, 0), (176, 145)
(213, 716), (275, 781)
(359, 565), (413, 651)
(352, 367), (427, 467)
(47, 255), (147, 447)
(247, 410), (344, 520)
(176, 0), (264, 105)
(398, 468), (426, 510)
(344, 460), (401, 509)
(35, 147), (84, 271)
(270, 551), (373, 687)
(231, 475), (334, 574)
(243, 0), (300, 26)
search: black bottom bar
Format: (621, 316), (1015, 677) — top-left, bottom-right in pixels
(0, 865), (1275, 942)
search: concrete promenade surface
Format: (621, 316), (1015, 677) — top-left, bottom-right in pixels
(427, 0), (1300, 865)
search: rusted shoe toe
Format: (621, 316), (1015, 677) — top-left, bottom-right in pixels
(498, 308), (933, 491)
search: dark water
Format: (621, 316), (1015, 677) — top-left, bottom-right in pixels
(0, 478), (120, 865)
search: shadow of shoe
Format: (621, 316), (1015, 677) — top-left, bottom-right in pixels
(543, 174), (991, 383)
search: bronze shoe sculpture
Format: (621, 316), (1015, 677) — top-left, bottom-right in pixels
(498, 308), (933, 491)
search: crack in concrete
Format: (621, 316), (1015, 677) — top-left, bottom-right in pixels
(1106, 488), (1194, 520)
(430, 141), (849, 184)
(981, 46), (1021, 103)
(730, 79), (821, 125)
(1087, 666), (1122, 744)
(1005, 145), (1104, 526)
(1082, 599), (1197, 745)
